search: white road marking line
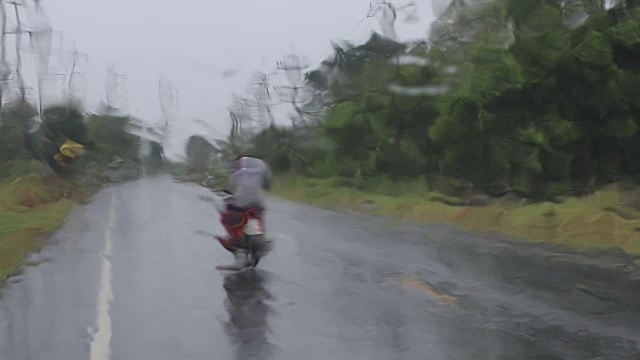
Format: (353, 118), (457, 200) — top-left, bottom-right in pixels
(89, 190), (117, 360)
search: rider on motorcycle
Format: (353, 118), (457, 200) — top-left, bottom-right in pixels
(228, 155), (272, 210)
(217, 154), (272, 257)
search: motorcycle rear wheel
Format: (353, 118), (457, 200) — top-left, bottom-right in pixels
(245, 234), (270, 268)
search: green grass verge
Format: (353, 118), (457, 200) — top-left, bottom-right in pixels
(0, 172), (75, 282)
(271, 175), (640, 255)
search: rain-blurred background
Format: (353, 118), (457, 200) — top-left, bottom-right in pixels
(2, 0), (640, 274)
(2, 0), (640, 263)
(3, 1), (640, 358)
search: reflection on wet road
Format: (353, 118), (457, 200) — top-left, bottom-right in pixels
(223, 270), (276, 359)
(1, 176), (639, 359)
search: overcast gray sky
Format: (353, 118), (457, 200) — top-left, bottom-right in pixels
(42, 0), (436, 156)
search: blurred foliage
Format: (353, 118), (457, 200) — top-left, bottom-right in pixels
(0, 100), (166, 184)
(232, 0), (640, 200)
(0, 101), (39, 174)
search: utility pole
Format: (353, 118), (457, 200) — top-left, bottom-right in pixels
(6, 0), (25, 102)
(105, 64), (127, 114)
(0, 0), (7, 111)
(159, 76), (179, 131)
(251, 71), (275, 128)
(275, 48), (309, 127)
(368, 1), (419, 41)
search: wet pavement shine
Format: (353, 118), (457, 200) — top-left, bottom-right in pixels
(1, 176), (639, 359)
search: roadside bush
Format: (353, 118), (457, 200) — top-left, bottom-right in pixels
(428, 192), (467, 206)
(4, 160), (33, 178)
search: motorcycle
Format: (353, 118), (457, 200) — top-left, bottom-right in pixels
(212, 189), (272, 270)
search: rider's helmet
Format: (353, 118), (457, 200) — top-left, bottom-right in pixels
(234, 152), (245, 170)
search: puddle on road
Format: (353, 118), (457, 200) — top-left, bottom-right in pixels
(385, 274), (458, 305)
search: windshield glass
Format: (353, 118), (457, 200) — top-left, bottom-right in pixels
(1, 1), (639, 359)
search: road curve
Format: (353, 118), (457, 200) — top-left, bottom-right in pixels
(1, 176), (639, 359)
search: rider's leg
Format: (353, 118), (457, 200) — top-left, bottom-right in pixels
(220, 207), (246, 242)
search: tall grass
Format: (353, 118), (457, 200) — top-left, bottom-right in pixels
(0, 161), (76, 281)
(271, 174), (640, 255)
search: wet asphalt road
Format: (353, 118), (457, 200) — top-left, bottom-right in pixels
(1, 176), (640, 360)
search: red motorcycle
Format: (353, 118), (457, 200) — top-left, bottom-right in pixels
(213, 190), (272, 270)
